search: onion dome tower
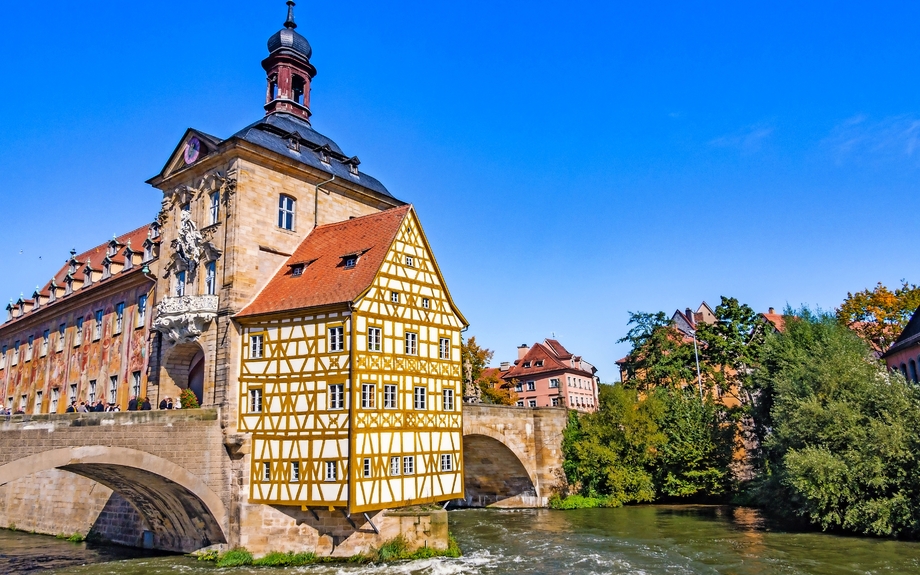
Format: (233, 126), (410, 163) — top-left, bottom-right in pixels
(263, 1), (317, 123)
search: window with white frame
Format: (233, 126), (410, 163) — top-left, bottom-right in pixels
(514, 382), (522, 392)
(405, 256), (414, 267)
(549, 378), (559, 388)
(278, 195), (296, 230)
(209, 191), (220, 225)
(361, 384), (375, 409)
(527, 381), (536, 392)
(115, 302), (125, 334)
(88, 380), (97, 403)
(250, 335), (264, 359)
(405, 332), (418, 355)
(329, 384), (344, 410)
(414, 386), (426, 410)
(363, 458), (372, 478)
(109, 376), (118, 404)
(137, 294), (147, 328)
(249, 388), (263, 413)
(552, 397), (561, 407)
(443, 388), (454, 411)
(205, 261), (216, 296)
(368, 327), (382, 352)
(384, 384), (397, 409)
(439, 337), (450, 360)
(35, 391), (43, 413)
(440, 454), (453, 472)
(516, 400), (524, 407)
(50, 388), (60, 412)
(325, 461), (337, 481)
(391, 291), (400, 304)
(389, 456), (400, 475)
(132, 371), (141, 398)
(41, 329), (49, 357)
(69, 384), (77, 404)
(175, 271), (186, 297)
(26, 336), (33, 362)
(403, 456), (415, 475)
(422, 298), (430, 309)
(291, 461), (300, 482)
(329, 326), (344, 352)
(263, 462), (271, 481)
(529, 399), (537, 407)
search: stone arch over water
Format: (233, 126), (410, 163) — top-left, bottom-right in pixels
(0, 446), (226, 552)
(461, 434), (539, 507)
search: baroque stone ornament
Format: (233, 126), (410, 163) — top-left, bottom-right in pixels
(463, 359), (481, 404)
(152, 295), (219, 344)
(175, 211), (204, 274)
(157, 166), (238, 227)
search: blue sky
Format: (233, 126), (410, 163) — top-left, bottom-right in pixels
(1, 1), (919, 380)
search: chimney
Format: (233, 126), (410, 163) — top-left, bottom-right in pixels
(769, 307), (775, 314)
(499, 361), (511, 371)
(685, 308), (694, 324)
(517, 344), (530, 360)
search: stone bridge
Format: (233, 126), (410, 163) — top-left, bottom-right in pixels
(0, 405), (568, 552)
(461, 404), (568, 508)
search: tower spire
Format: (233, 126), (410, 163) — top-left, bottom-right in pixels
(284, 1), (297, 30)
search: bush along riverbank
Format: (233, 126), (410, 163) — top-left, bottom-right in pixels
(194, 534), (462, 567)
(557, 300), (920, 539)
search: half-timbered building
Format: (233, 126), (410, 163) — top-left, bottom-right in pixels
(236, 205), (467, 513)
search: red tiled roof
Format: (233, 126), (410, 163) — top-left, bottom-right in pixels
(501, 340), (594, 380)
(479, 367), (503, 380)
(237, 206), (412, 318)
(762, 313), (785, 332)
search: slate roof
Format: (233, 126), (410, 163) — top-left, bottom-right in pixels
(882, 306), (920, 358)
(237, 205), (412, 318)
(232, 113), (394, 199)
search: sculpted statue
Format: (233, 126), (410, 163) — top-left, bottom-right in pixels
(463, 359), (481, 404)
(175, 211), (204, 274)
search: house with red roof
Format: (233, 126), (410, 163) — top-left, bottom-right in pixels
(492, 339), (599, 412)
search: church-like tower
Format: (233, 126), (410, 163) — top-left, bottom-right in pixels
(263, 1), (317, 122)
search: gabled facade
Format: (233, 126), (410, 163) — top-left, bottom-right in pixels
(495, 339), (599, 412)
(235, 206), (467, 513)
(882, 305), (920, 382)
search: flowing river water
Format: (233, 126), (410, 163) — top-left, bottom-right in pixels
(2, 506), (920, 574)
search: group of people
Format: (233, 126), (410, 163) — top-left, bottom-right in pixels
(0, 395), (184, 416)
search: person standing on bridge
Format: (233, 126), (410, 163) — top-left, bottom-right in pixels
(127, 396), (138, 411)
(141, 397), (152, 411)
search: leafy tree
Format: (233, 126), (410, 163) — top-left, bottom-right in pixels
(461, 336), (517, 405)
(695, 297), (768, 405)
(461, 336), (492, 382)
(754, 309), (920, 536)
(837, 281), (920, 354)
(618, 312), (696, 390)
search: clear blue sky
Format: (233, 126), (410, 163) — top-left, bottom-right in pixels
(1, 1), (918, 380)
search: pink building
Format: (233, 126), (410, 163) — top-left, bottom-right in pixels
(496, 339), (599, 412)
(882, 306), (920, 382)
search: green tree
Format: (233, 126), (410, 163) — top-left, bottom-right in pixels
(754, 309), (920, 536)
(618, 311), (695, 390)
(837, 281), (920, 354)
(461, 336), (492, 382)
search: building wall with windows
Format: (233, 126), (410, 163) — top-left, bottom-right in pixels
(496, 339), (599, 412)
(0, 226), (158, 413)
(235, 206), (466, 514)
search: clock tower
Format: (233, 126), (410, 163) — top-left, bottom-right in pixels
(263, 1), (317, 122)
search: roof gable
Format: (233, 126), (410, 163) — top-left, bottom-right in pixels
(155, 128), (224, 182)
(883, 305), (920, 357)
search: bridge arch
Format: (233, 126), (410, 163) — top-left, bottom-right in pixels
(0, 446), (226, 552)
(461, 432), (539, 507)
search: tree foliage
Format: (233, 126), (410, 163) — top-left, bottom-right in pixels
(461, 336), (492, 383)
(618, 312), (696, 390)
(561, 385), (737, 504)
(837, 281), (920, 353)
(461, 336), (517, 405)
(753, 310), (920, 537)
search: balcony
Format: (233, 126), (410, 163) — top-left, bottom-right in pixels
(152, 295), (219, 345)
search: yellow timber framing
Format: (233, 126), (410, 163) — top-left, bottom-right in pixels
(237, 207), (468, 514)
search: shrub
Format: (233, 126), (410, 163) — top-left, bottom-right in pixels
(216, 548), (253, 567)
(66, 533), (85, 543)
(178, 388), (200, 410)
(252, 551), (317, 566)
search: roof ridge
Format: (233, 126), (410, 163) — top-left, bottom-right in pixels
(313, 204), (412, 232)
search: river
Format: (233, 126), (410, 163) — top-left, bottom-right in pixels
(2, 506), (919, 574)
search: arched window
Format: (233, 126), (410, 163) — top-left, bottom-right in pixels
(910, 360), (918, 383)
(268, 75), (279, 102)
(901, 364), (908, 379)
(278, 195), (295, 231)
(292, 75), (306, 106)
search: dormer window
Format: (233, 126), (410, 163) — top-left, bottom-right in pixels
(69, 262), (77, 275)
(317, 145), (331, 165)
(48, 286), (56, 303)
(535, 360), (544, 367)
(143, 241), (154, 263)
(151, 222), (161, 239)
(32, 294), (40, 310)
(344, 156), (361, 176)
(290, 264), (305, 277)
(122, 248), (134, 270)
(107, 243), (117, 257)
(102, 261), (112, 280)
(287, 135), (301, 152)
(344, 256), (357, 269)
(65, 277), (74, 296)
(523, 361), (531, 368)
(83, 267), (93, 287)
